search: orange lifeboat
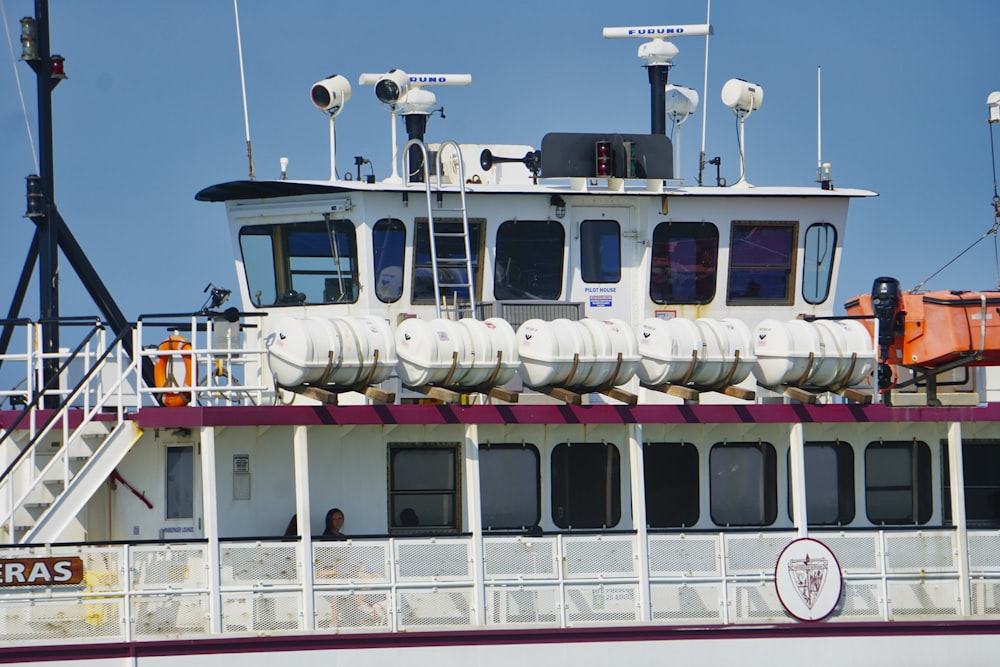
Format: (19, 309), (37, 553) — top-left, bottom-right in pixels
(846, 288), (1000, 368)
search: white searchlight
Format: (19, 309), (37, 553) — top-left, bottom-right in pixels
(309, 74), (353, 182)
(665, 84), (699, 180)
(721, 78), (764, 187)
(310, 74), (352, 116)
(359, 70), (472, 183)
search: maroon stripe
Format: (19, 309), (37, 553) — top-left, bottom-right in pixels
(2, 619), (1000, 663)
(120, 402), (1000, 429)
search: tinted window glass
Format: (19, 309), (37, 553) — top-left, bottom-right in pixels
(412, 219), (484, 304)
(710, 442), (777, 526)
(788, 441), (855, 525)
(727, 222), (796, 304)
(650, 222), (718, 304)
(865, 441), (931, 525)
(802, 223), (837, 304)
(373, 218), (405, 303)
(494, 220), (565, 299)
(389, 445), (459, 531)
(580, 220), (621, 283)
(551, 442), (621, 529)
(480, 444), (541, 529)
(644, 442), (699, 527)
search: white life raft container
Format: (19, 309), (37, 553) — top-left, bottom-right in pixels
(635, 317), (755, 386)
(752, 318), (874, 388)
(395, 317), (519, 388)
(516, 318), (638, 389)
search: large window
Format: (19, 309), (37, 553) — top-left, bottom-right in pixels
(412, 219), (484, 304)
(239, 218), (359, 307)
(644, 442), (699, 528)
(480, 444), (541, 530)
(551, 442), (621, 529)
(372, 218), (405, 303)
(166, 446), (194, 520)
(943, 440), (1000, 526)
(789, 441), (855, 525)
(580, 219), (621, 284)
(389, 444), (460, 532)
(865, 441), (932, 525)
(727, 221), (797, 304)
(802, 223), (837, 304)
(494, 220), (564, 300)
(710, 442), (777, 526)
(649, 222), (718, 304)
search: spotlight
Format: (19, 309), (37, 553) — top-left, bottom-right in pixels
(310, 74), (352, 117)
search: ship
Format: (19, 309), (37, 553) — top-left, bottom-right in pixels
(2, 3), (1000, 666)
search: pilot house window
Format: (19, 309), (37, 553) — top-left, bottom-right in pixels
(412, 219), (484, 305)
(580, 220), (620, 284)
(727, 221), (797, 304)
(649, 222), (718, 304)
(802, 223), (837, 305)
(373, 218), (405, 303)
(239, 219), (359, 307)
(494, 220), (565, 300)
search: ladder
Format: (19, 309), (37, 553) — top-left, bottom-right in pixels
(405, 139), (477, 320)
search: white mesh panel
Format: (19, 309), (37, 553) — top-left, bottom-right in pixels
(887, 580), (959, 618)
(314, 542), (389, 584)
(968, 531), (1000, 573)
(485, 585), (560, 625)
(562, 535), (636, 579)
(828, 580), (883, 621)
(395, 539), (472, 581)
(648, 534), (721, 577)
(397, 587), (475, 627)
(132, 593), (210, 639)
(0, 597), (123, 642)
(809, 532), (880, 573)
(727, 582), (790, 623)
(483, 537), (558, 580)
(221, 591), (303, 633)
(315, 590), (391, 630)
(885, 532), (956, 573)
(971, 579), (1000, 616)
(649, 583), (722, 623)
(220, 543), (298, 585)
(724, 533), (796, 575)
(564, 584), (639, 624)
(130, 544), (208, 591)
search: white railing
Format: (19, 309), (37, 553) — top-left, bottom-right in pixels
(0, 529), (993, 645)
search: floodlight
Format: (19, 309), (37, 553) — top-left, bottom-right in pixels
(989, 91), (1000, 124)
(665, 84), (699, 122)
(373, 69), (409, 105)
(310, 74), (352, 116)
(721, 78), (764, 113)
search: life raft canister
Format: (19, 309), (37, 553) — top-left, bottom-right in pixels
(154, 335), (193, 407)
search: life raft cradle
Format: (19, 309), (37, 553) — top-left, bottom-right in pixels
(153, 335), (193, 407)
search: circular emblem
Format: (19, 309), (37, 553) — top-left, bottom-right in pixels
(774, 537), (842, 622)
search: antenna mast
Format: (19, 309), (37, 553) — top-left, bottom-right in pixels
(233, 0), (254, 180)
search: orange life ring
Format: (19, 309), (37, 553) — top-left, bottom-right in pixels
(154, 335), (193, 407)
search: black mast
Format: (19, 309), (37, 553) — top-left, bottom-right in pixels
(2, 0), (156, 405)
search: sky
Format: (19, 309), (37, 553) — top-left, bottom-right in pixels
(1, 0), (999, 323)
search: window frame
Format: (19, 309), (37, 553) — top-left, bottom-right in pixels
(801, 222), (837, 305)
(580, 219), (621, 284)
(372, 218), (406, 304)
(550, 442), (621, 530)
(493, 219), (566, 300)
(709, 441), (778, 527)
(165, 445), (194, 521)
(726, 220), (798, 306)
(788, 441), (855, 526)
(479, 443), (541, 530)
(388, 443), (462, 533)
(864, 440), (932, 525)
(649, 221), (719, 305)
(411, 218), (485, 305)
(643, 442), (699, 528)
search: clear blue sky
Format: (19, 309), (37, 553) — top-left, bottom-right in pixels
(1, 0), (998, 320)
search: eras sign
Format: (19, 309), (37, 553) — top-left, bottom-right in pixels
(0, 557), (84, 586)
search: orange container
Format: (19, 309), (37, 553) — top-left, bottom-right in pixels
(846, 290), (1000, 367)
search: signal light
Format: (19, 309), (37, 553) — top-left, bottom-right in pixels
(595, 140), (612, 178)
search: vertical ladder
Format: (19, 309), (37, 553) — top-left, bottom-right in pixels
(405, 139), (477, 320)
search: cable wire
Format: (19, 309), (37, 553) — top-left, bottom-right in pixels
(1, 0), (39, 173)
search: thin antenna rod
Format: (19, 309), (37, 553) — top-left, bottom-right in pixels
(699, 0), (711, 185)
(1, 0), (39, 172)
(233, 0), (254, 180)
(817, 66), (822, 175)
